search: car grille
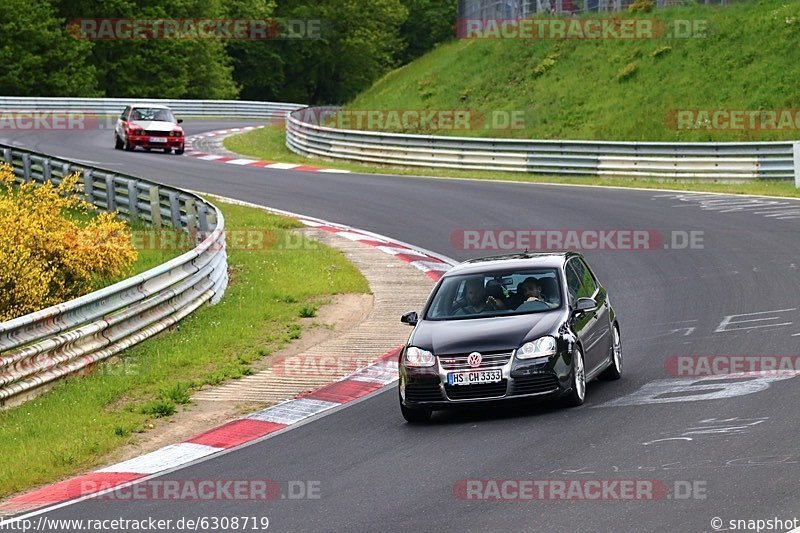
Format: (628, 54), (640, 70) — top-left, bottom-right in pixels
(144, 130), (171, 136)
(405, 382), (443, 402)
(439, 350), (513, 370)
(445, 380), (508, 400)
(511, 374), (560, 396)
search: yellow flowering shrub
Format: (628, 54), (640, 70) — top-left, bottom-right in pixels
(0, 163), (138, 321)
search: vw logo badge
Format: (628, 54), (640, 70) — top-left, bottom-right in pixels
(467, 352), (482, 368)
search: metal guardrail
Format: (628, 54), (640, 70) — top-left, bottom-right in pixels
(0, 97), (304, 119)
(0, 144), (228, 405)
(457, 0), (733, 18)
(286, 107), (800, 183)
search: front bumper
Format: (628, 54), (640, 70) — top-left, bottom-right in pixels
(399, 350), (573, 409)
(128, 134), (184, 150)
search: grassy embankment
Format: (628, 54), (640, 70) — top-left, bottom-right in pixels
(225, 0), (800, 196)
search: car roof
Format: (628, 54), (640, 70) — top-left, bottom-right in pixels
(128, 104), (171, 110)
(443, 252), (579, 277)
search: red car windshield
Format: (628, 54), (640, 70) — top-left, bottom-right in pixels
(130, 108), (175, 123)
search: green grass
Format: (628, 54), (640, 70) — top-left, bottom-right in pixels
(348, 0), (800, 142)
(224, 125), (800, 198)
(0, 201), (368, 498)
(122, 220), (185, 278)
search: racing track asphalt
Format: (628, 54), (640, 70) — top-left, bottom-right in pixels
(2, 121), (799, 532)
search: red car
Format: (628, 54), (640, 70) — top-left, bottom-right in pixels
(114, 104), (185, 154)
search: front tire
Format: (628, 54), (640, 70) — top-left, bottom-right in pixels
(175, 146), (185, 155)
(599, 324), (622, 381)
(562, 346), (586, 407)
(123, 137), (134, 151)
(400, 392), (432, 423)
(114, 134), (123, 150)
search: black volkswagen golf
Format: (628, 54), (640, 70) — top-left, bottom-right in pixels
(398, 252), (621, 423)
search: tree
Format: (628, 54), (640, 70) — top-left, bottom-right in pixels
(0, 0), (99, 96)
(270, 0), (408, 104)
(397, 0), (457, 63)
(224, 0), (286, 101)
(51, 0), (238, 99)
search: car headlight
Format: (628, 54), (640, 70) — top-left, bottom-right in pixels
(405, 346), (435, 367)
(132, 128), (143, 135)
(516, 336), (557, 360)
(170, 130), (183, 137)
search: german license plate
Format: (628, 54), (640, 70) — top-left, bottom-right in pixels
(447, 369), (502, 386)
(149, 137), (167, 143)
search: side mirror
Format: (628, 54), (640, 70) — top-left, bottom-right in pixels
(574, 297), (598, 314)
(401, 311), (418, 326)
(177, 118), (184, 124)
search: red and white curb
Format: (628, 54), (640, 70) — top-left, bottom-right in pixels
(0, 209), (454, 519)
(184, 126), (350, 174)
(203, 194), (455, 283)
(298, 220), (451, 282)
(0, 353), (400, 517)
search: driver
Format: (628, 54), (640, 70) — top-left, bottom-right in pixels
(455, 278), (504, 315)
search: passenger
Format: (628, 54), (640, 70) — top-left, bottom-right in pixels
(520, 278), (545, 303)
(538, 277), (559, 304)
(509, 277), (545, 309)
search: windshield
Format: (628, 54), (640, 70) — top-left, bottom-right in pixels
(130, 107), (176, 123)
(425, 268), (562, 320)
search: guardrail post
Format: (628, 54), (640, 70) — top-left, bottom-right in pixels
(197, 204), (209, 233)
(185, 199), (197, 232)
(105, 175), (116, 212)
(42, 159), (51, 183)
(2, 148), (10, 166)
(168, 192), (182, 228)
(794, 142), (800, 189)
(21, 153), (31, 182)
(126, 180), (139, 219)
(84, 169), (94, 202)
(59, 163), (71, 186)
(149, 186), (163, 227)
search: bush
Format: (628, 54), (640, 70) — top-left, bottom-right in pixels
(0, 164), (138, 321)
(615, 62), (639, 82)
(629, 0), (655, 13)
(299, 304), (317, 318)
(651, 45), (673, 59)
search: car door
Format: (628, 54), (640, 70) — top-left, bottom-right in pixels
(566, 258), (611, 374)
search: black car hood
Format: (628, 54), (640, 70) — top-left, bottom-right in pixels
(409, 311), (564, 355)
